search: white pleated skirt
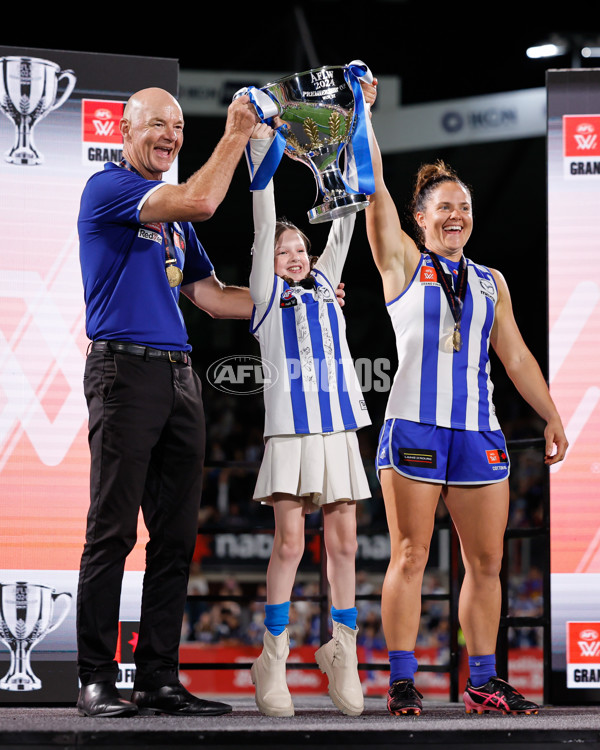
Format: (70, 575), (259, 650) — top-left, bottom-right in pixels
(253, 430), (371, 513)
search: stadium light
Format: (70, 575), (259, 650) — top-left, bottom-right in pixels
(582, 46), (600, 59)
(527, 34), (600, 67)
(526, 39), (568, 60)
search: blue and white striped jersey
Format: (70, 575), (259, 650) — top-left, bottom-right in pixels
(251, 270), (371, 437)
(384, 252), (500, 432)
(247, 135), (370, 438)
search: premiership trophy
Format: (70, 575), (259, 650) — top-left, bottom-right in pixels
(0, 56), (76, 165)
(0, 582), (72, 691)
(259, 64), (372, 224)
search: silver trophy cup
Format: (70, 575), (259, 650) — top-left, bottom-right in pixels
(262, 65), (369, 224)
(0, 56), (76, 165)
(0, 582), (72, 691)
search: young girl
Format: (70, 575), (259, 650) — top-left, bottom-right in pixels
(245, 122), (372, 717)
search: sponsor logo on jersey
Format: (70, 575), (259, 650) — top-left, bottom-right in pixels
(138, 227), (162, 244)
(317, 285), (334, 302)
(280, 288), (298, 307)
(398, 448), (437, 468)
(479, 278), (496, 299)
(420, 266), (438, 284)
(486, 448), (508, 464)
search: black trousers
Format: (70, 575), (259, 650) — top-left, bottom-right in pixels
(77, 349), (205, 690)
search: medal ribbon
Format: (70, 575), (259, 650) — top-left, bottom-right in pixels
(427, 251), (468, 340)
(119, 159), (183, 286)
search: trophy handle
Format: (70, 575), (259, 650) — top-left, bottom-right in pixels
(45, 592), (72, 636)
(50, 70), (76, 113)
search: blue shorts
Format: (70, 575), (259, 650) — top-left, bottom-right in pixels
(376, 418), (510, 485)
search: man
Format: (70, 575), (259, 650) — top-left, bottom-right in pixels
(76, 87), (258, 718)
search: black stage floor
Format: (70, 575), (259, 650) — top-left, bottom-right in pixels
(1, 697), (600, 750)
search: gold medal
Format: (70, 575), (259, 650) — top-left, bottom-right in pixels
(165, 260), (183, 288)
(452, 325), (462, 352)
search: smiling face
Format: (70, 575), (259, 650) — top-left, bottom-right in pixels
(120, 88), (184, 181)
(415, 181), (473, 259)
(274, 228), (311, 281)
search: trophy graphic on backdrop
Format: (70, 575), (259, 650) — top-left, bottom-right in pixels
(240, 62), (374, 224)
(0, 582), (72, 691)
(0, 56), (76, 165)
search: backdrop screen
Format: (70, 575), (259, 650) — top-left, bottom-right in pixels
(547, 68), (600, 702)
(0, 46), (178, 702)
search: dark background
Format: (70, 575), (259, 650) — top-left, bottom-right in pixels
(5, 1), (598, 453)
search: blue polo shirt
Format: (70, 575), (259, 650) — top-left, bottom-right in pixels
(78, 162), (214, 351)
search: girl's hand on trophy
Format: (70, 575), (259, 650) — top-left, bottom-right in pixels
(250, 122), (274, 140)
(361, 78), (378, 108)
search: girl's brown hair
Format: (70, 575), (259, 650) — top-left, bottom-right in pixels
(275, 219), (318, 278)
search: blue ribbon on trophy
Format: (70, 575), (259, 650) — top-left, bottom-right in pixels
(234, 60), (375, 221)
(234, 86), (286, 191)
(342, 60), (375, 197)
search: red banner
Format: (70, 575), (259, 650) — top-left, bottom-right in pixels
(179, 644), (544, 702)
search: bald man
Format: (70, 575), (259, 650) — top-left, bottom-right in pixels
(76, 87), (258, 718)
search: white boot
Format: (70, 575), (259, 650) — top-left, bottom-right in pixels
(315, 621), (364, 716)
(250, 629), (294, 717)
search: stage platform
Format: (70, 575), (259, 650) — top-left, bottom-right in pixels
(1, 696), (599, 750)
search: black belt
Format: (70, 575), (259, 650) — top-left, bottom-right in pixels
(91, 340), (191, 365)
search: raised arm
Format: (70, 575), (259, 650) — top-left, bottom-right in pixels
(247, 127), (279, 306)
(365, 123), (421, 302)
(139, 96), (258, 224)
(490, 268), (568, 465)
(314, 214), (356, 289)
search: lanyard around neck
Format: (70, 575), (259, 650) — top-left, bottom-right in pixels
(427, 251), (468, 352)
(119, 159), (183, 287)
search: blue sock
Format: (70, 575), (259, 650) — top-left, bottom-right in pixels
(331, 606), (358, 630)
(469, 654), (496, 686)
(264, 601), (290, 636)
(389, 650), (418, 685)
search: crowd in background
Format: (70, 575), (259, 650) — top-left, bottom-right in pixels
(181, 389), (547, 654)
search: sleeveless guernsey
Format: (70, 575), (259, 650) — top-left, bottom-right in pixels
(384, 251), (500, 432)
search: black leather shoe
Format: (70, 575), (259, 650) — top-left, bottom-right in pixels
(77, 681), (139, 717)
(131, 681), (232, 716)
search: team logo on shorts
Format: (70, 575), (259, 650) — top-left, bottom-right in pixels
(486, 449), (508, 464)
